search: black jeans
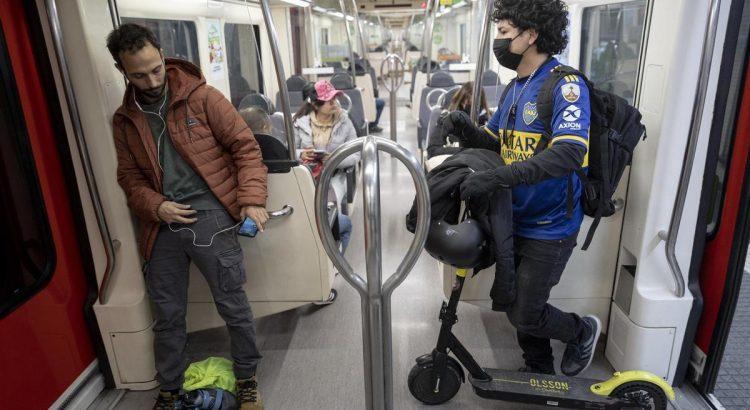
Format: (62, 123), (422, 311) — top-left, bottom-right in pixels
(506, 234), (583, 371)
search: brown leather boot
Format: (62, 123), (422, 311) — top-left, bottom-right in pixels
(153, 390), (183, 410)
(236, 376), (262, 410)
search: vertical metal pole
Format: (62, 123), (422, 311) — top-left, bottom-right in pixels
(381, 55), (404, 142)
(471, 0), (495, 123)
(338, 0), (358, 82)
(423, 0), (438, 84)
(259, 0), (296, 157)
(350, 0), (369, 64)
(389, 57), (398, 142)
(362, 138), (386, 409)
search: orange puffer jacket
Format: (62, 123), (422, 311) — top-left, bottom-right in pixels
(112, 58), (267, 260)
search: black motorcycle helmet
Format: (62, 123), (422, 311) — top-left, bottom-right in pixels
(425, 218), (488, 269)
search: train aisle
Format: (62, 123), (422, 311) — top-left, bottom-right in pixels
(109, 88), (688, 410)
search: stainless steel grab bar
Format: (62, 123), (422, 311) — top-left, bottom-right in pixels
(471, 0), (495, 123)
(268, 205), (293, 219)
(314, 136), (430, 410)
(258, 0), (297, 159)
(45, 0), (118, 304)
(380, 54), (405, 142)
(661, 0), (721, 298)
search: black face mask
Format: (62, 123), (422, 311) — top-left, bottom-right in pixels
(493, 32), (528, 71)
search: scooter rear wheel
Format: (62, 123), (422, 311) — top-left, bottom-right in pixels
(610, 381), (668, 410)
(408, 358), (462, 405)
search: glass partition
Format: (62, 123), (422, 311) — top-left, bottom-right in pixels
(311, 1), (354, 69)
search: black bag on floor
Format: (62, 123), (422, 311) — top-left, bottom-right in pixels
(183, 388), (237, 410)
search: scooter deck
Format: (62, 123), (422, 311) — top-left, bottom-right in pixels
(469, 368), (624, 409)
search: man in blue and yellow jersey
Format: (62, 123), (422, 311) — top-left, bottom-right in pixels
(439, 0), (601, 378)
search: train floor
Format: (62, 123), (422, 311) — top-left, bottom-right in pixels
(104, 88), (708, 410)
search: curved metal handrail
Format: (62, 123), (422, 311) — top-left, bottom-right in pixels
(426, 88), (447, 110)
(660, 0), (721, 298)
(259, 0), (296, 158)
(268, 205), (294, 219)
(338, 92), (353, 112)
(45, 0), (118, 304)
(314, 136), (430, 409)
(471, 0), (495, 123)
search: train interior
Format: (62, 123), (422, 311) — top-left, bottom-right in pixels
(2, 0), (750, 408)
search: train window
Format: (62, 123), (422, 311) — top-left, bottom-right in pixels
(0, 22), (55, 319)
(225, 23), (264, 108)
(120, 17), (200, 67)
(580, 1), (648, 104)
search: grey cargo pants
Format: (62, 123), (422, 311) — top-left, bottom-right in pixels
(145, 209), (261, 390)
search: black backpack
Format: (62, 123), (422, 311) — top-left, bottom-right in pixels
(498, 65), (646, 250)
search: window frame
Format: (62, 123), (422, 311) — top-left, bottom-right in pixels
(0, 19), (57, 319)
(579, 0), (649, 105)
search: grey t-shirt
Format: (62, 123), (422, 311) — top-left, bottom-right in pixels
(141, 91), (223, 210)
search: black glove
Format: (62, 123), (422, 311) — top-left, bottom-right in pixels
(460, 168), (512, 200)
(438, 110), (501, 151)
(460, 142), (588, 200)
(437, 110), (471, 137)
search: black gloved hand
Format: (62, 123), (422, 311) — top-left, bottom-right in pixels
(460, 168), (512, 200)
(437, 110), (472, 139)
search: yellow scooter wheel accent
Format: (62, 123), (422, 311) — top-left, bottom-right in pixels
(456, 268), (468, 278)
(591, 371), (674, 408)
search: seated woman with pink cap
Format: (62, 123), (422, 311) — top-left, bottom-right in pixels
(293, 79), (359, 252)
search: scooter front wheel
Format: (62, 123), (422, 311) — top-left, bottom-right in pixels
(610, 381), (668, 410)
(408, 358), (462, 405)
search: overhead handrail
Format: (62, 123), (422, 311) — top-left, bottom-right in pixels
(380, 54), (405, 142)
(471, 0), (495, 123)
(314, 136), (430, 410)
(660, 0), (721, 298)
(45, 0), (119, 304)
(258, 0), (296, 158)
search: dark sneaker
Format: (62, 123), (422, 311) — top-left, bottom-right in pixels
(518, 365), (555, 375)
(561, 315), (601, 376)
(368, 124), (383, 133)
(236, 376), (262, 410)
(153, 390), (183, 410)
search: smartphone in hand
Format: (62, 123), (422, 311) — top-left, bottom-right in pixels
(238, 217), (258, 238)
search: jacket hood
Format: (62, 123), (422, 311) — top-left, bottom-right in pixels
(116, 58), (206, 118)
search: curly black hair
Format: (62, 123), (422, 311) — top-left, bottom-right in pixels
(106, 23), (162, 66)
(492, 0), (568, 56)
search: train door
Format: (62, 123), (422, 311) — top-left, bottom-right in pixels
(0, 0), (100, 408)
(686, 0), (750, 404)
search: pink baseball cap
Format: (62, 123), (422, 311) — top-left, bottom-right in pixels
(314, 80), (343, 102)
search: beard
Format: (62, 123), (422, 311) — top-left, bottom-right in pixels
(136, 82), (166, 103)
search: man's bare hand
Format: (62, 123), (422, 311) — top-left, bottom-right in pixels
(242, 205), (269, 232)
(158, 201), (197, 224)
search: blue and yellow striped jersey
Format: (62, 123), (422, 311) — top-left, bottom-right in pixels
(486, 58), (590, 240)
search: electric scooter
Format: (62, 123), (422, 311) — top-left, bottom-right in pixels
(408, 268), (675, 409)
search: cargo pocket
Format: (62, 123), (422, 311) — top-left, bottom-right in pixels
(217, 247), (247, 292)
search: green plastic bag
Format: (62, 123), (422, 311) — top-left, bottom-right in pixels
(183, 357), (236, 394)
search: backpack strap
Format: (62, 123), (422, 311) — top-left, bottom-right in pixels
(535, 65), (579, 154)
(580, 129), (611, 251)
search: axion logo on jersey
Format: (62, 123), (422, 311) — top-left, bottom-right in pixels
(558, 122), (582, 131)
(562, 105), (581, 122)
